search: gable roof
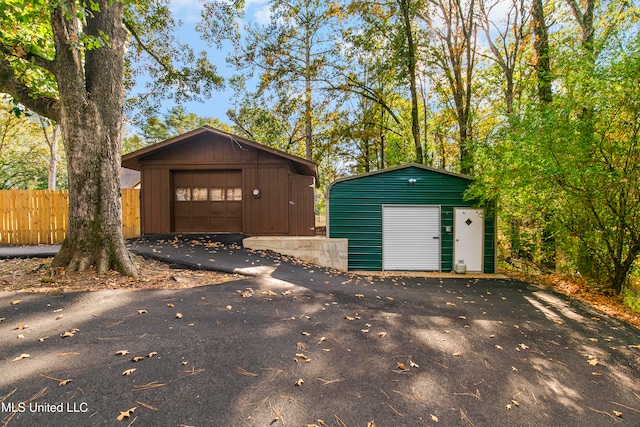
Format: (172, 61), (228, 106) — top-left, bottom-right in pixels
(328, 163), (473, 190)
(121, 126), (317, 177)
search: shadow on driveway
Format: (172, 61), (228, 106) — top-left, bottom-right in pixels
(1, 234), (639, 426)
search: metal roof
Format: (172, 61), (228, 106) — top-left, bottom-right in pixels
(327, 163), (473, 192)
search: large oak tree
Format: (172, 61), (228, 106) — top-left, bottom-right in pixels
(0, 0), (238, 276)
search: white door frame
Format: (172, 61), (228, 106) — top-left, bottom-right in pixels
(453, 208), (485, 272)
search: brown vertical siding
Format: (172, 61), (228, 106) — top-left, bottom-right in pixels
(142, 168), (171, 234)
(289, 174), (315, 236)
(246, 166), (289, 234)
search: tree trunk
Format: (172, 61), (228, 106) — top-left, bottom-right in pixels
(50, 0), (137, 276)
(40, 120), (59, 190)
(532, 0), (553, 104)
(399, 0), (423, 164)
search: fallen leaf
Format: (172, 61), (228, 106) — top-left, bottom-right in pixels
(296, 353), (309, 360)
(409, 360), (419, 368)
(518, 343), (529, 350)
(588, 359), (599, 366)
(175, 313), (183, 319)
(355, 294), (364, 298)
(295, 378), (304, 386)
(167, 303), (175, 308)
(56, 315), (63, 320)
(506, 404), (512, 410)
(511, 400), (519, 406)
(60, 328), (78, 338)
(589, 338), (598, 343)
(147, 351), (158, 358)
(137, 310), (147, 315)
(17, 334), (24, 339)
(11, 300), (22, 305)
(116, 407), (137, 420)
(282, 290), (292, 296)
(453, 352), (462, 356)
(378, 332), (388, 338)
(12, 353), (31, 362)
(17, 322), (28, 329)
(115, 350), (130, 356)
(367, 421), (376, 427)
(344, 315), (355, 321)
(226, 305), (232, 310)
(131, 356), (145, 362)
(39, 337), (48, 342)
(122, 368), (137, 376)
(613, 410), (622, 417)
(396, 363), (406, 370)
(592, 372), (602, 376)
(430, 414), (439, 422)
(361, 329), (370, 333)
(591, 317), (601, 321)
(301, 331), (310, 336)
(318, 336), (327, 343)
(495, 345), (503, 350)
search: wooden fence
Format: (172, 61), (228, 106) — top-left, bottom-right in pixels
(0, 189), (140, 245)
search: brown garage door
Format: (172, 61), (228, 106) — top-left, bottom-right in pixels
(173, 171), (243, 232)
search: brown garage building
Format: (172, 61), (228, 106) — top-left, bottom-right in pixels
(121, 126), (317, 236)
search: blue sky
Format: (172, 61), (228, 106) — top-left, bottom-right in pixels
(152, 0), (272, 124)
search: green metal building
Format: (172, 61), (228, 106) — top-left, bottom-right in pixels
(327, 163), (495, 272)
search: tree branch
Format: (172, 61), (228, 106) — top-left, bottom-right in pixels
(0, 56), (60, 121)
(123, 18), (175, 76)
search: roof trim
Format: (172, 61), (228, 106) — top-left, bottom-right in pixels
(121, 126), (317, 177)
(327, 163), (473, 192)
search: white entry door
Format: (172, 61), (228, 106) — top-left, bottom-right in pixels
(454, 208), (484, 272)
(383, 205), (440, 271)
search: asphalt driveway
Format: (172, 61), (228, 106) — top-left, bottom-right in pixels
(1, 235), (639, 426)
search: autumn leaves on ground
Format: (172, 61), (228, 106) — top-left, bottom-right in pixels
(1, 240), (640, 425)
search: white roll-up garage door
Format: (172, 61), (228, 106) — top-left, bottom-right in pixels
(382, 205), (441, 271)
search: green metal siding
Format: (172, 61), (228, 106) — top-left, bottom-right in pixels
(328, 165), (496, 272)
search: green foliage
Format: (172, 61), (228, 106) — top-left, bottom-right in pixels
(471, 25), (640, 294)
(228, 105), (295, 152)
(0, 98), (66, 189)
